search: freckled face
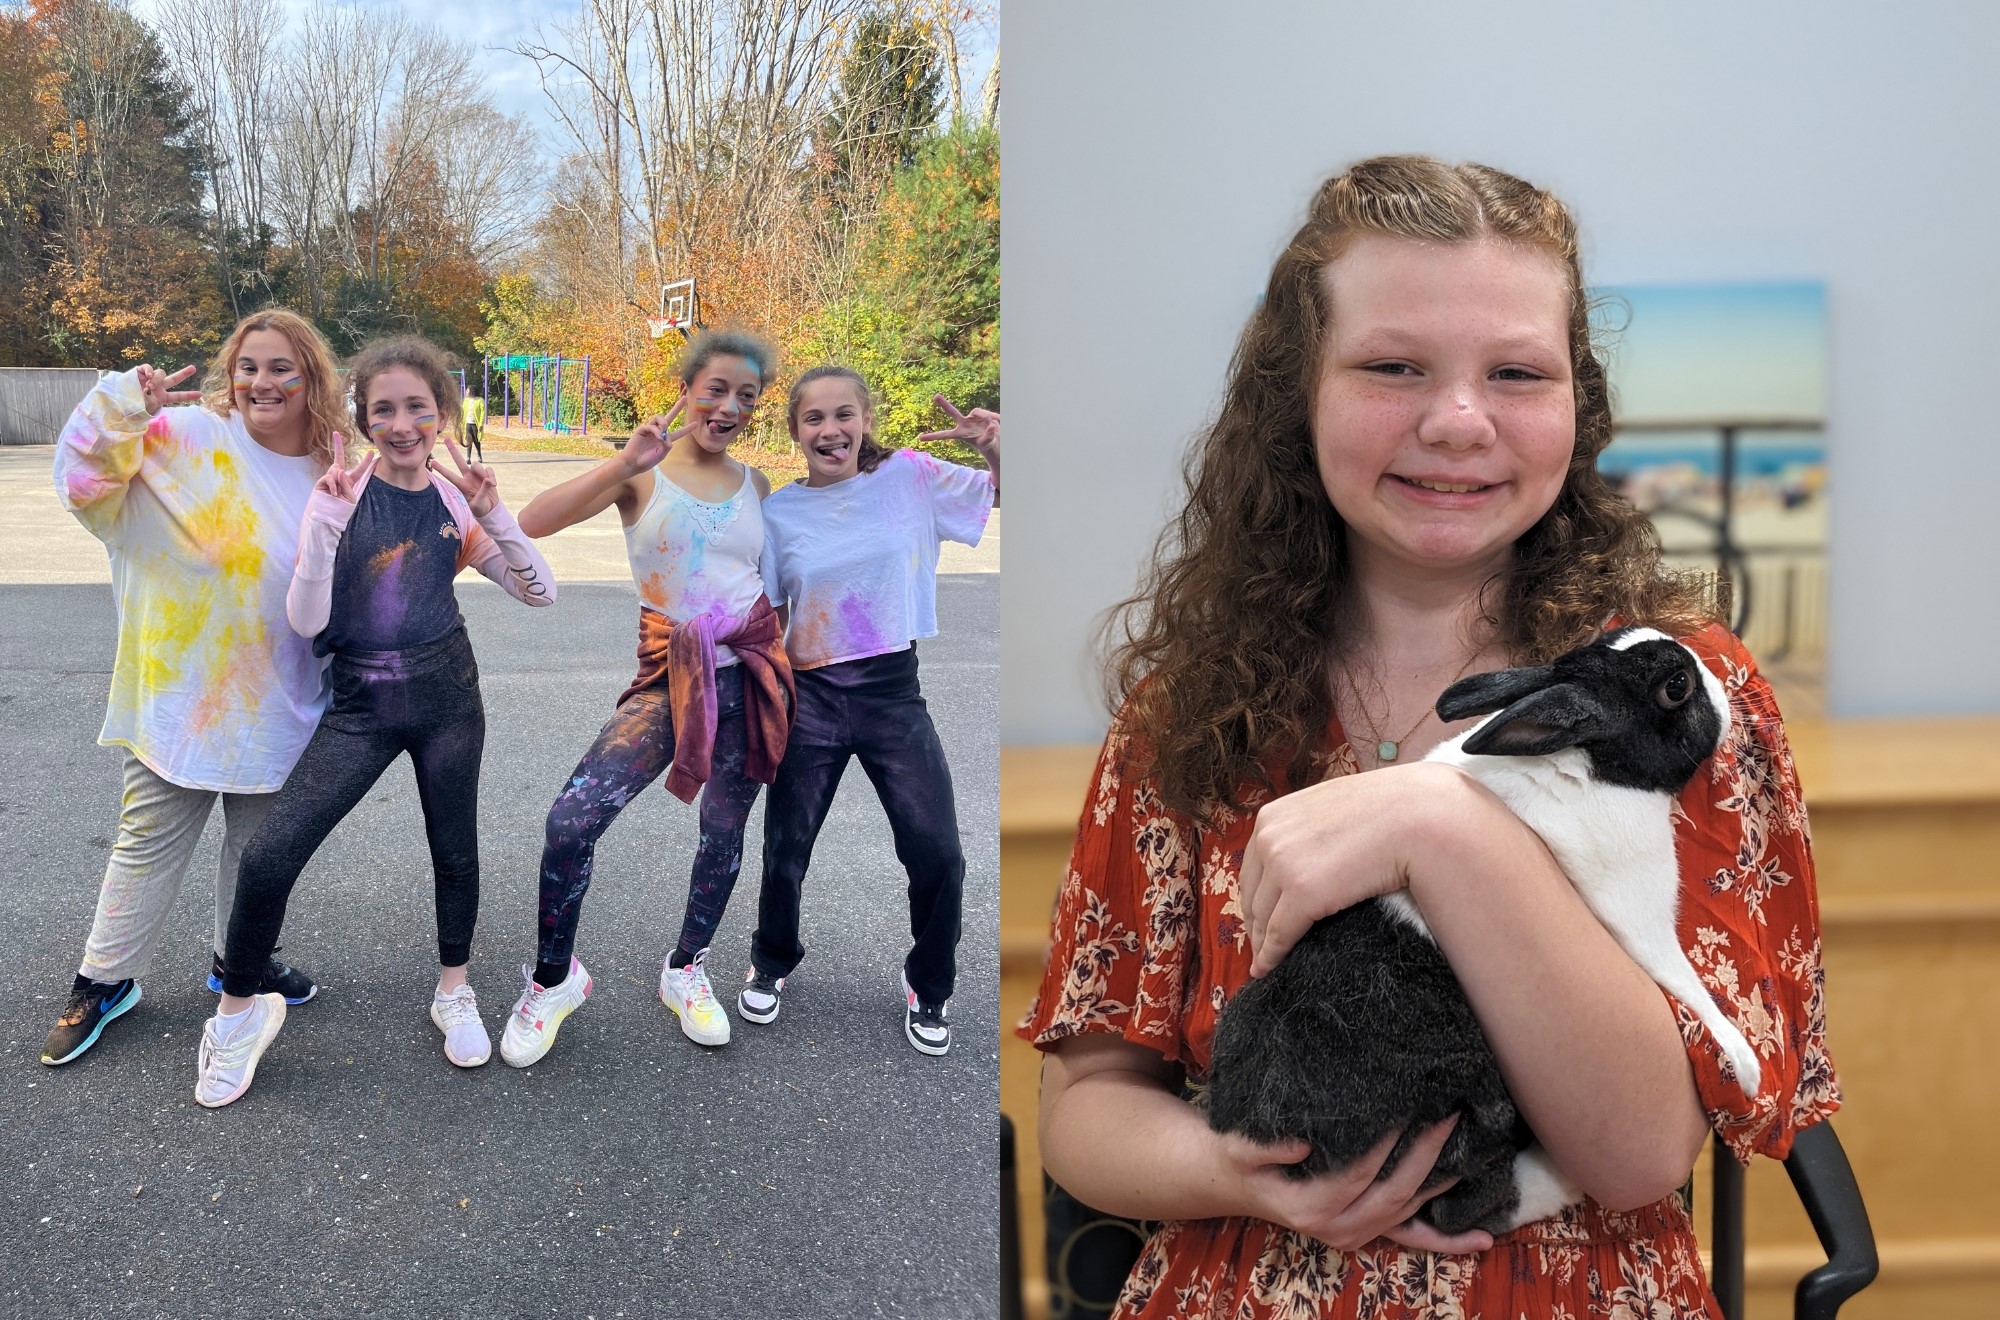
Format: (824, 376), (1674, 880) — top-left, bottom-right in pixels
(363, 367), (441, 478)
(683, 354), (763, 455)
(1311, 235), (1576, 582)
(792, 378), (871, 488)
(231, 329), (309, 437)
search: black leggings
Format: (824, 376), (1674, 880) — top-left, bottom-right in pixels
(223, 628), (485, 998)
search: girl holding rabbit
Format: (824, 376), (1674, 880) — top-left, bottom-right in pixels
(196, 336), (554, 1108)
(1020, 156), (1837, 1316)
(500, 332), (792, 1066)
(44, 309), (344, 1069)
(743, 369), (998, 1056)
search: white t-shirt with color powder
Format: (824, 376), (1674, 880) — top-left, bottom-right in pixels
(53, 369), (327, 792)
(760, 448), (993, 671)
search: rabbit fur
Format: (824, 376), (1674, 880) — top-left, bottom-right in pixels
(1204, 627), (1761, 1234)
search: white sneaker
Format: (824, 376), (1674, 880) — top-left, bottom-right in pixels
(194, 993), (287, 1108)
(499, 958), (591, 1068)
(659, 948), (730, 1046)
(430, 982), (491, 1067)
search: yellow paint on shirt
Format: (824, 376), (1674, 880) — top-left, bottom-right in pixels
(115, 446), (271, 740)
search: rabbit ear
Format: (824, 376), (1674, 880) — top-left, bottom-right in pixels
(1461, 684), (1610, 758)
(1436, 664), (1557, 723)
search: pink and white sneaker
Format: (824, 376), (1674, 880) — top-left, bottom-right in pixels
(499, 958), (591, 1068)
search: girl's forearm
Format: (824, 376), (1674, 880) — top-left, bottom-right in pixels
(516, 455), (636, 537)
(1039, 1051), (1247, 1222)
(473, 500), (556, 606)
(1409, 774), (1709, 1209)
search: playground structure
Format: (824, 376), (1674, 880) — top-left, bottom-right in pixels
(482, 353), (591, 436)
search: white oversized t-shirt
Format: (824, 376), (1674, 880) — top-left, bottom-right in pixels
(760, 449), (992, 671)
(53, 370), (327, 792)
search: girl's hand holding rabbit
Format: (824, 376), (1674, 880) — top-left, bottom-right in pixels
(1217, 1119), (1496, 1255)
(1240, 760), (1520, 978)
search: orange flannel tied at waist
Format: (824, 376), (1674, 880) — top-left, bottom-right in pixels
(618, 599), (794, 803)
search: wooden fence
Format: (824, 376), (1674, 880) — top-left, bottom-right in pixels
(0, 368), (101, 444)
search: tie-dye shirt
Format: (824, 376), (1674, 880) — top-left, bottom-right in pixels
(625, 465), (765, 667)
(760, 448), (993, 671)
(52, 369), (326, 793)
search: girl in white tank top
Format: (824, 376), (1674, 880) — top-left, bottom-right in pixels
(499, 333), (794, 1066)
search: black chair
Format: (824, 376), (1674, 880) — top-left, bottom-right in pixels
(1710, 1121), (1878, 1320)
(1014, 1118), (1877, 1319)
(1002, 1113), (1024, 1320)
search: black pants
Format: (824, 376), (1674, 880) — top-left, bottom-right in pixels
(751, 647), (963, 1004)
(464, 423), (483, 460)
(224, 628), (486, 997)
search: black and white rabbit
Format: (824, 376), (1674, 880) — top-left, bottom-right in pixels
(1205, 626), (1761, 1234)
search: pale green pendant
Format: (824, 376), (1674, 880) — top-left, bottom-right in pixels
(1377, 740), (1399, 762)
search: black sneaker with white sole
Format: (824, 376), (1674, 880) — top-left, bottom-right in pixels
(738, 969), (785, 1024)
(207, 952), (318, 1005)
(901, 972), (950, 1056)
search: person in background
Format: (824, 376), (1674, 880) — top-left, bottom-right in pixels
(462, 385), (485, 462)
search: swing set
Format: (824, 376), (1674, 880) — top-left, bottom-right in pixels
(481, 354), (592, 436)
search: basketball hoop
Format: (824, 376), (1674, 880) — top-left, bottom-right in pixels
(647, 317), (682, 340)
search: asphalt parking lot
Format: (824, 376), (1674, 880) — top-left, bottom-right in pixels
(1, 445), (1001, 1319)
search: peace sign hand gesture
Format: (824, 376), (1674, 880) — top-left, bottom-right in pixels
(430, 433), (499, 517)
(621, 395), (700, 477)
(136, 364), (202, 417)
(918, 395), (1000, 472)
(314, 433), (376, 504)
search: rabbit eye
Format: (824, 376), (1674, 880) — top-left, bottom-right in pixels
(1656, 669), (1693, 709)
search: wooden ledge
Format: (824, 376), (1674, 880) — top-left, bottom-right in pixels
(1003, 715), (2000, 831)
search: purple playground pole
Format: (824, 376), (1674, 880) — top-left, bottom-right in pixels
(581, 355), (590, 437)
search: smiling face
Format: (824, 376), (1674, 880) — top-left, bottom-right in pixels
(791, 375), (872, 487)
(231, 328), (310, 440)
(683, 354), (764, 455)
(361, 366), (442, 483)
(1311, 234), (1576, 586)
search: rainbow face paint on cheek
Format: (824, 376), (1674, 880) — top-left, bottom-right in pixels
(278, 375), (304, 397)
(413, 414), (437, 439)
(368, 420), (392, 442)
(233, 376), (255, 393)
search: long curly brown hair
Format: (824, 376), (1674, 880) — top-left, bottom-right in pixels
(1105, 155), (1719, 822)
(200, 308), (347, 468)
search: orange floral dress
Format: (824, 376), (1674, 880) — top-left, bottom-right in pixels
(1019, 625), (1841, 1319)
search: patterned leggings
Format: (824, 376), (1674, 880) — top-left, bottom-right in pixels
(537, 664), (762, 969)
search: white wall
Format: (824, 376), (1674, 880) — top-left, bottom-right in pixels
(1000, 0), (2000, 743)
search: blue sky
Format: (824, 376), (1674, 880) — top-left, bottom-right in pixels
(1597, 281), (1826, 424)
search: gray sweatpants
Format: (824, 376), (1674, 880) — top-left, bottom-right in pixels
(77, 753), (278, 983)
